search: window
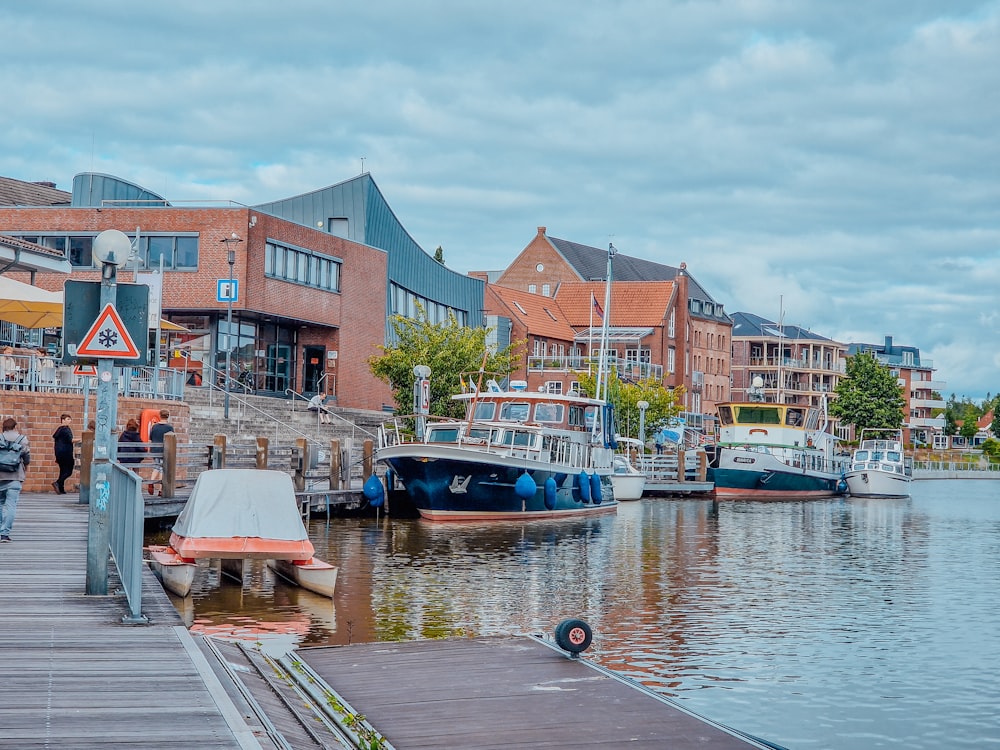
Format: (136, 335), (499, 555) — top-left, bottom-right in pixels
(534, 402), (564, 421)
(500, 402), (530, 421)
(265, 240), (341, 292)
(528, 284), (536, 294)
(542, 382), (563, 396)
(667, 347), (676, 374)
(668, 308), (675, 337)
(11, 232), (199, 270)
(541, 283), (550, 296)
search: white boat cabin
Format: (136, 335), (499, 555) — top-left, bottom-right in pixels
(716, 402), (825, 448)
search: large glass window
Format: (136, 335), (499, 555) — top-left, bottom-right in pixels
(264, 240), (340, 292)
(11, 233), (200, 269)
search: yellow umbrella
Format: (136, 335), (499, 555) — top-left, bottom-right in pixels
(0, 275), (63, 328)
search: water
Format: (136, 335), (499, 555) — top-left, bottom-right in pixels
(158, 480), (1000, 749)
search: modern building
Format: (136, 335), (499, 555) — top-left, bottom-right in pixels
(477, 227), (732, 430)
(730, 311), (847, 410)
(847, 335), (946, 447)
(0, 172), (484, 412)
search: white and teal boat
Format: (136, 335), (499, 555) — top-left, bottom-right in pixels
(706, 401), (849, 499)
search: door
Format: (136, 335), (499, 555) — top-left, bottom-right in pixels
(303, 345), (325, 395)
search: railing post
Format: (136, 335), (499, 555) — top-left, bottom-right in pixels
(79, 430), (94, 504)
(677, 448), (686, 483)
(256, 436), (269, 469)
(330, 439), (342, 491)
(162, 432), (177, 499)
(213, 434), (227, 469)
(294, 438), (309, 491)
(363, 439), (374, 482)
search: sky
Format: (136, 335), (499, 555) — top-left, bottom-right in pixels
(2, 1), (998, 402)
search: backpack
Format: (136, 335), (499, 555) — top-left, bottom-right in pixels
(0, 435), (25, 472)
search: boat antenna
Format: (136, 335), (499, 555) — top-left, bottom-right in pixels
(776, 295), (784, 404)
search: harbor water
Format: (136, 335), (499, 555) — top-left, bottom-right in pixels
(160, 480), (1000, 749)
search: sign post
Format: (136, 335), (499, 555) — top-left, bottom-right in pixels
(83, 230), (139, 595)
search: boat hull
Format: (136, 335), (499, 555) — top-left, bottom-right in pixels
(708, 447), (847, 499)
(380, 445), (617, 520)
(267, 558), (338, 598)
(845, 470), (911, 498)
(609, 473), (645, 501)
(146, 545), (197, 598)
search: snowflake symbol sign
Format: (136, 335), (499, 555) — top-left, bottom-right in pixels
(98, 329), (119, 348)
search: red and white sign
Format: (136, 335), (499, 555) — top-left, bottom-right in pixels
(76, 303), (141, 359)
(73, 365), (98, 376)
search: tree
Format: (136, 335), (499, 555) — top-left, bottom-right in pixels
(433, 246), (445, 264)
(368, 308), (521, 418)
(991, 409), (1000, 438)
(959, 405), (980, 444)
(574, 370), (684, 446)
(829, 352), (905, 432)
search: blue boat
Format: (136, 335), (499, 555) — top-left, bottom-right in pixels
(377, 382), (619, 520)
(706, 401), (850, 499)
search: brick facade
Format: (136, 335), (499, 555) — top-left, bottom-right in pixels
(0, 206), (391, 411)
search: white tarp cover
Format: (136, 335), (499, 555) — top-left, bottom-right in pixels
(172, 469), (308, 541)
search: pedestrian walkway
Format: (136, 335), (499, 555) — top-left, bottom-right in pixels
(0, 491), (261, 749)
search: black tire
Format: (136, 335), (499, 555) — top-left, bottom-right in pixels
(554, 618), (593, 654)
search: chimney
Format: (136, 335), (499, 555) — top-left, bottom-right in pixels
(537, 226), (546, 236)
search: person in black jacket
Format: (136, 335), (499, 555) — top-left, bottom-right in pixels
(51, 413), (74, 494)
(117, 418), (147, 466)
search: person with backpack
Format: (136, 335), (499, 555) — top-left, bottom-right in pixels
(117, 418), (147, 466)
(0, 416), (31, 543)
(51, 413), (74, 495)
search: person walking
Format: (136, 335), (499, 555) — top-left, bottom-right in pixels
(117, 418), (147, 466)
(51, 413), (74, 494)
(148, 409), (174, 495)
(0, 416), (31, 542)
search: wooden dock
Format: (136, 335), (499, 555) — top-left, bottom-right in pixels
(0, 492), (776, 749)
(290, 637), (780, 749)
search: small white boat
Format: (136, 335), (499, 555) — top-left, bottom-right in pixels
(148, 469), (338, 598)
(146, 545), (198, 598)
(610, 437), (646, 501)
(267, 558), (339, 598)
(844, 430), (911, 498)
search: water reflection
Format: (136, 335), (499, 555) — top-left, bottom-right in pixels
(152, 482), (1000, 749)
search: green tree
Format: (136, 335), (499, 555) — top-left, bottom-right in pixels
(959, 405), (980, 443)
(433, 246), (445, 264)
(575, 370), (684, 447)
(829, 352), (905, 432)
(368, 309), (521, 418)
(991, 409), (1000, 438)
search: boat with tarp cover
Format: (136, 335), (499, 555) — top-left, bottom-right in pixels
(147, 469), (336, 597)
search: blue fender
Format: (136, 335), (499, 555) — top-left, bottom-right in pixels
(590, 473), (602, 505)
(543, 477), (557, 510)
(577, 471), (591, 503)
(515, 471), (537, 500)
(363, 474), (385, 508)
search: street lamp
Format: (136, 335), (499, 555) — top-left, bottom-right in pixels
(637, 400), (650, 453)
(220, 233), (242, 420)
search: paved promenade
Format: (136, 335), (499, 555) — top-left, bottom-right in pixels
(0, 491), (261, 749)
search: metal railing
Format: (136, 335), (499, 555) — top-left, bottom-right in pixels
(106, 461), (147, 624)
(1, 352), (185, 399)
(285, 387), (377, 441)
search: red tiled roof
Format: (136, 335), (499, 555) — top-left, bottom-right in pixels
(487, 286), (576, 341)
(555, 281), (675, 327)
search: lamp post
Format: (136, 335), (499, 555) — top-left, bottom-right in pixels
(220, 233), (242, 420)
(413, 364), (431, 440)
(637, 400), (649, 453)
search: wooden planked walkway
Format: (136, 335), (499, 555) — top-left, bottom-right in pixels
(0, 491), (261, 749)
(294, 637), (779, 750)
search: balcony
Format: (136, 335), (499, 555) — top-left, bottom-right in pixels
(527, 354), (663, 382)
(910, 398), (946, 409)
(747, 356), (845, 373)
(908, 416), (945, 429)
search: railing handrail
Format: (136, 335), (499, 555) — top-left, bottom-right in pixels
(286, 387), (377, 439)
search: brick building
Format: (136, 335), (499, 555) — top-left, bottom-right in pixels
(477, 227), (732, 429)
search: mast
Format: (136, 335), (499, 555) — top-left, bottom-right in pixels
(592, 243), (616, 440)
(776, 295), (784, 404)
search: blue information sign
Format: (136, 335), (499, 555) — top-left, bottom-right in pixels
(217, 279), (238, 303)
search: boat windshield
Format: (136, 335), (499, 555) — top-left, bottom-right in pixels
(427, 427), (459, 443)
(887, 451), (901, 462)
(854, 450), (870, 461)
(533, 402), (564, 423)
(500, 402), (530, 421)
(735, 406), (781, 425)
(472, 401), (496, 420)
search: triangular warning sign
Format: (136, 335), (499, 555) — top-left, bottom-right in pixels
(73, 365), (98, 376)
(76, 303), (141, 359)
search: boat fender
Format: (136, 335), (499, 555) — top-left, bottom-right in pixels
(577, 471), (591, 503)
(515, 471), (537, 500)
(385, 468), (395, 491)
(554, 618), (593, 655)
(590, 473), (602, 505)
(363, 474), (385, 507)
(543, 477), (557, 510)
(837, 477), (848, 494)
